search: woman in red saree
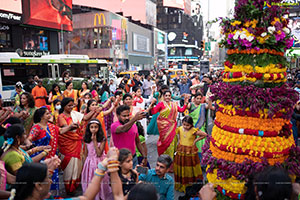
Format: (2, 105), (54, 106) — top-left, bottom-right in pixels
(57, 97), (84, 194)
(150, 90), (188, 159)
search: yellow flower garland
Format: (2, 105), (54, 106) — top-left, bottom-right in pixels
(223, 77), (286, 83)
(224, 64), (286, 74)
(210, 141), (289, 165)
(206, 167), (247, 194)
(212, 126), (294, 154)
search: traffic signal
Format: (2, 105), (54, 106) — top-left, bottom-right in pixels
(201, 40), (205, 49)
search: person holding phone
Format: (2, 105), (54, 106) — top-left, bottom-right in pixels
(111, 105), (148, 168)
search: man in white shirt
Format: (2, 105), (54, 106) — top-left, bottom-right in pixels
(142, 75), (153, 98)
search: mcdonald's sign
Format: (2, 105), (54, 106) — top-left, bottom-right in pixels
(94, 13), (106, 26)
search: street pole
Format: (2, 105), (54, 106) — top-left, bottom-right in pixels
(207, 0), (210, 59)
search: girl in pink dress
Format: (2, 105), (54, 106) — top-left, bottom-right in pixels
(81, 119), (112, 200)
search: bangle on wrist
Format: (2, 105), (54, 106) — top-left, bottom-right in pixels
(94, 169), (105, 177)
(42, 150), (48, 156)
(48, 169), (54, 174)
(98, 162), (108, 171)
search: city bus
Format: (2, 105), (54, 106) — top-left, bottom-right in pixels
(0, 53), (107, 99)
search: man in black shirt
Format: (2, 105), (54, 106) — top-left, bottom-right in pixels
(23, 76), (36, 93)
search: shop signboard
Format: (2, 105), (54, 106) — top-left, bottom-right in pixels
(0, 0), (22, 24)
(22, 0), (73, 31)
(168, 56), (198, 62)
(94, 13), (106, 26)
(16, 49), (50, 57)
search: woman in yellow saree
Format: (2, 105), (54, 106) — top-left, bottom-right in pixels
(150, 90), (188, 159)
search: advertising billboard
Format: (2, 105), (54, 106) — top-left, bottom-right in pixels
(146, 0), (157, 26)
(22, 0), (73, 31)
(133, 33), (150, 53)
(163, 0), (185, 9)
(0, 0), (22, 14)
(291, 17), (300, 48)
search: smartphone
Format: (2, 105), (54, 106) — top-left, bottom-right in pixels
(137, 166), (148, 174)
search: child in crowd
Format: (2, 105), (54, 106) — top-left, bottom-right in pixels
(174, 116), (207, 192)
(51, 99), (61, 124)
(81, 119), (111, 200)
(118, 148), (138, 196)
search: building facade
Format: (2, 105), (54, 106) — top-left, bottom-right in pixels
(66, 10), (128, 70)
(0, 0), (67, 56)
(127, 20), (154, 70)
(156, 0), (204, 67)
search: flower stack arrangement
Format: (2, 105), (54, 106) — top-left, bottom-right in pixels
(202, 0), (300, 199)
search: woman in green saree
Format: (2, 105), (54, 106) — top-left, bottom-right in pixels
(14, 92), (36, 136)
(188, 93), (214, 159)
(0, 124), (51, 175)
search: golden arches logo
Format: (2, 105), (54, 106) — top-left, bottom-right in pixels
(94, 13), (106, 26)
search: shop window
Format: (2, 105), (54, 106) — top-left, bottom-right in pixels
(0, 25), (11, 49)
(23, 28), (49, 51)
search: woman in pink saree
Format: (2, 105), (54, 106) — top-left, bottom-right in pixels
(150, 90), (188, 159)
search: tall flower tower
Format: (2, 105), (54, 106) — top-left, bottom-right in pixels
(202, 0), (300, 199)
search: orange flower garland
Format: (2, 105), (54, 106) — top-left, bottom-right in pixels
(215, 111), (288, 132)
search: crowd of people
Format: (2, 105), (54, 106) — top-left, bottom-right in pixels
(0, 68), (299, 200)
